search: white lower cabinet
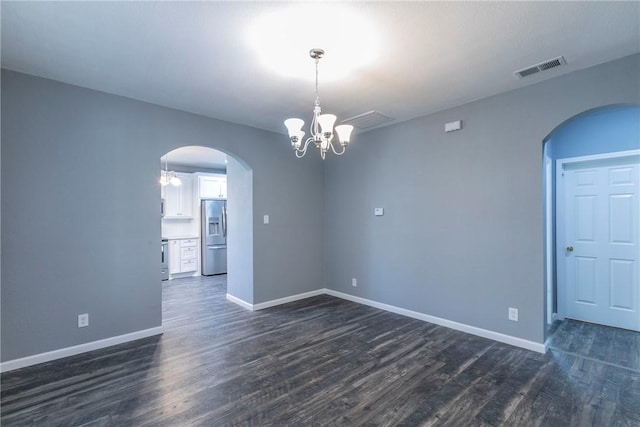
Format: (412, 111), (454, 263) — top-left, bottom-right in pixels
(168, 238), (199, 276)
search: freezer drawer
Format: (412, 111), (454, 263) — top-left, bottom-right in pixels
(202, 245), (227, 276)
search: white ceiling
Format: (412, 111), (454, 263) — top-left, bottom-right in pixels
(2, 2), (639, 137)
(163, 146), (227, 170)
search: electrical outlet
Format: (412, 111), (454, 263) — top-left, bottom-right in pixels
(508, 307), (519, 322)
(352, 278), (357, 287)
(78, 313), (89, 328)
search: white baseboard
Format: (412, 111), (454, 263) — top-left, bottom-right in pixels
(0, 326), (164, 373)
(253, 289), (325, 310)
(324, 289), (546, 354)
(225, 293), (254, 310)
(2, 289), (545, 373)
(226, 289), (325, 311)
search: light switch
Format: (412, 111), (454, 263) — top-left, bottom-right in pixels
(263, 215), (270, 224)
(374, 208), (384, 216)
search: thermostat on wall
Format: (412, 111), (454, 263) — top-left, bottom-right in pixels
(374, 208), (384, 216)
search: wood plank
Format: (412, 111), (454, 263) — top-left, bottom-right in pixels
(2, 276), (639, 426)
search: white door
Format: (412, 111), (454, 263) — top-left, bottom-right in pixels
(558, 152), (640, 331)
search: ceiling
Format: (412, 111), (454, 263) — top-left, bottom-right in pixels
(163, 146), (227, 170)
(2, 2), (639, 136)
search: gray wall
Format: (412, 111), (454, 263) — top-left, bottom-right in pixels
(226, 156), (254, 303)
(1, 70), (324, 362)
(324, 54), (640, 344)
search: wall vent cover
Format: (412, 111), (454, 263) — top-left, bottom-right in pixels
(341, 110), (394, 129)
(514, 56), (567, 79)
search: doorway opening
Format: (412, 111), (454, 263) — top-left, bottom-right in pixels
(543, 105), (640, 341)
(159, 146), (254, 325)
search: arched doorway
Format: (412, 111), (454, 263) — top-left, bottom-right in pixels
(159, 146), (254, 323)
(543, 105), (640, 338)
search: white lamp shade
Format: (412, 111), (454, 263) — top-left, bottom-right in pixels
(169, 175), (182, 186)
(284, 118), (304, 137)
(317, 114), (337, 133)
(335, 124), (354, 144)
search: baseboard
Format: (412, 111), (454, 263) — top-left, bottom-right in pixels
(324, 289), (546, 354)
(0, 326), (164, 373)
(2, 289), (545, 372)
(253, 289), (325, 310)
(226, 289), (325, 311)
(226, 293), (254, 310)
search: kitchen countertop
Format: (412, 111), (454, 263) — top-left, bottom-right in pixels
(163, 235), (199, 240)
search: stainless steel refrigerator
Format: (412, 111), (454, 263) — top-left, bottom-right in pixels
(201, 199), (227, 275)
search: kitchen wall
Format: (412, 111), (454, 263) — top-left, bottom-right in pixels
(1, 70), (324, 362)
(324, 54), (640, 345)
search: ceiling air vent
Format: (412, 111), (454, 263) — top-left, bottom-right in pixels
(341, 110), (394, 129)
(514, 56), (567, 79)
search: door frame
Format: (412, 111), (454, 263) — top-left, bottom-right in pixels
(555, 149), (640, 322)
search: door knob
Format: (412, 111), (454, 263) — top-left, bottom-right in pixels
(566, 246), (574, 252)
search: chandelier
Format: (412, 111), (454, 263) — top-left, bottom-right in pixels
(284, 49), (354, 160)
(159, 155), (181, 187)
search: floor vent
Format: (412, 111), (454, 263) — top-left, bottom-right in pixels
(514, 56), (566, 79)
(341, 110), (394, 129)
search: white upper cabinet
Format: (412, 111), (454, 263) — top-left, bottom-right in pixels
(198, 174), (227, 199)
(162, 173), (193, 218)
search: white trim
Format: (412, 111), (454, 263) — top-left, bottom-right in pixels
(557, 149), (640, 166)
(2, 287), (549, 373)
(324, 289), (546, 353)
(225, 293), (254, 310)
(226, 289), (325, 311)
(0, 326), (164, 373)
(253, 289), (325, 310)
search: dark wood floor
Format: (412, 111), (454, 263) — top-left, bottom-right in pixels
(2, 276), (639, 426)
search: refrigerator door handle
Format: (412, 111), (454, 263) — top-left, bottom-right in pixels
(222, 206), (227, 238)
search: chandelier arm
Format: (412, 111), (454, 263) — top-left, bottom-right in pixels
(329, 142), (347, 156)
(294, 136), (314, 155)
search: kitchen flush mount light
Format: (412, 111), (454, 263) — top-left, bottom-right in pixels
(159, 155), (181, 187)
(284, 49), (354, 160)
